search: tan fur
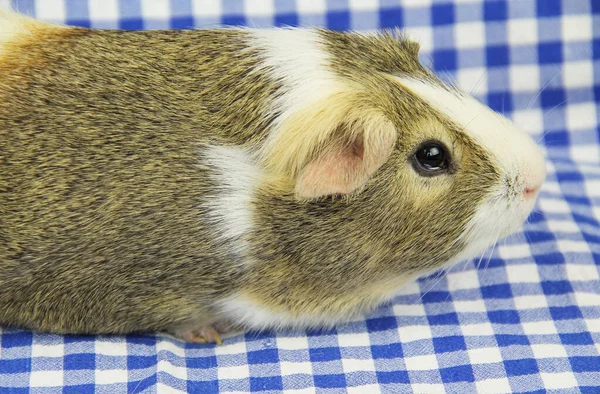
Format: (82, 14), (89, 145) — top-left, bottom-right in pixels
(0, 10), (506, 335)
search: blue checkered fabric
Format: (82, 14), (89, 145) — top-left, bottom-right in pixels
(1, 0), (599, 392)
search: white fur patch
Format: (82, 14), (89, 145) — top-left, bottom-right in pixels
(0, 10), (63, 58)
(202, 145), (262, 260)
(248, 29), (346, 156)
(216, 293), (352, 330)
(0, 11), (31, 56)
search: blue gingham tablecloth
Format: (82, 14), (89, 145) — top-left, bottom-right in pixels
(1, 0), (599, 392)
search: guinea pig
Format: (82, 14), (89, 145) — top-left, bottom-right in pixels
(0, 10), (545, 343)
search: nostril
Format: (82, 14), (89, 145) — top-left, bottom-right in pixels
(524, 186), (539, 198)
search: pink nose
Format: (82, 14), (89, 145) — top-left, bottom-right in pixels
(524, 179), (543, 198)
(524, 187), (538, 198)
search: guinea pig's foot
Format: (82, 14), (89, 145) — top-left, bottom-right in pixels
(176, 322), (234, 345)
(179, 327), (222, 344)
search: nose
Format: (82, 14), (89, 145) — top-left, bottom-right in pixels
(524, 185), (540, 199)
(523, 173), (545, 199)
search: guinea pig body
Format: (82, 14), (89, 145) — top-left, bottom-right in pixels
(0, 11), (545, 342)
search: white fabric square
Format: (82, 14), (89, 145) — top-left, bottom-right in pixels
(594, 207), (600, 223)
(280, 361), (312, 376)
(191, 0), (221, 17)
(447, 270), (480, 291)
(156, 383), (186, 394)
(342, 357), (376, 373)
(34, 0), (65, 22)
(223, 391), (252, 394)
(510, 64), (540, 92)
(456, 67), (488, 96)
(506, 264), (540, 283)
(276, 336), (309, 351)
(522, 321), (558, 335)
(218, 364), (250, 380)
(538, 198), (571, 214)
(398, 325), (432, 342)
(461, 323), (494, 336)
(476, 378), (512, 393)
(454, 300), (487, 313)
(454, 21), (486, 49)
(282, 389), (317, 394)
(393, 302), (426, 316)
(158, 359), (187, 381)
(296, 0), (326, 13)
(566, 263), (600, 282)
(572, 146), (600, 165)
(585, 180), (600, 197)
(507, 18), (538, 45)
(499, 244), (532, 260)
(95, 369), (128, 385)
(349, 0), (379, 10)
(404, 354), (438, 371)
(541, 372), (578, 389)
(574, 292), (600, 307)
(141, 0), (170, 19)
(244, 0), (274, 16)
(566, 102), (597, 131)
(561, 15), (592, 42)
(514, 295), (548, 310)
(531, 344), (568, 359)
(557, 240), (591, 254)
(31, 342), (64, 358)
(546, 220), (581, 233)
(541, 181), (561, 194)
(88, 0), (118, 20)
(337, 332), (371, 347)
(215, 340), (248, 355)
(585, 318), (600, 332)
(511, 109), (544, 135)
(30, 370), (64, 387)
(95, 341), (128, 356)
(562, 61), (594, 88)
(411, 383), (446, 393)
(468, 347), (503, 364)
(348, 384), (381, 394)
(401, 0), (433, 7)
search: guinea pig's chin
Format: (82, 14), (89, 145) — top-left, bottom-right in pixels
(453, 192), (538, 266)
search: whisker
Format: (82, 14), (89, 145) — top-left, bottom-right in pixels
(470, 69), (489, 96)
(418, 269), (449, 303)
(462, 109), (487, 133)
(484, 230), (502, 271)
(526, 72), (562, 113)
(475, 248), (487, 271)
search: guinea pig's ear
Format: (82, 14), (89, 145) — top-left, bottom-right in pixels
(261, 92), (397, 198)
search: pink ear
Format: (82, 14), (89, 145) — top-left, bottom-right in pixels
(296, 130), (396, 198)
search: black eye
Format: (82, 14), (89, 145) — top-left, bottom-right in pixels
(412, 141), (450, 175)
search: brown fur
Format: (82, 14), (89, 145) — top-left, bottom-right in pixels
(0, 12), (499, 335)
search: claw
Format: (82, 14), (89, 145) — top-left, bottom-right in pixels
(178, 326), (224, 344)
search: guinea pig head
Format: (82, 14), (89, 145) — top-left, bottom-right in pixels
(258, 32), (546, 281)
